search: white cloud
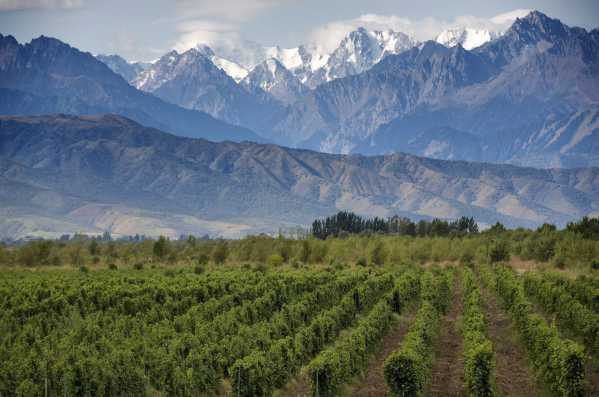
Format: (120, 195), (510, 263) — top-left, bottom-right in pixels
(0, 0), (82, 11)
(174, 20), (240, 52)
(172, 0), (294, 52)
(309, 9), (532, 53)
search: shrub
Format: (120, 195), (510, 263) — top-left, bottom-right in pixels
(78, 265), (89, 273)
(370, 240), (387, 266)
(460, 251), (474, 267)
(133, 262), (144, 270)
(553, 256), (566, 269)
(212, 242), (228, 264)
(254, 263), (267, 273)
(356, 257), (368, 267)
(489, 240), (510, 263)
(153, 236), (170, 259)
(194, 264), (205, 274)
(267, 254), (284, 267)
(108, 263), (118, 270)
(196, 253), (209, 265)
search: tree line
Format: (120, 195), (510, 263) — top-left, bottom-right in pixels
(311, 211), (479, 239)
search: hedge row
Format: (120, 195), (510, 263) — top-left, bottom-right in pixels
(523, 272), (599, 354)
(461, 267), (494, 397)
(229, 272), (396, 396)
(538, 272), (599, 313)
(306, 270), (423, 397)
(486, 265), (585, 397)
(383, 270), (453, 397)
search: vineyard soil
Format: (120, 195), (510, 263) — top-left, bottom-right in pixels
(480, 283), (541, 397)
(347, 309), (417, 397)
(427, 278), (466, 397)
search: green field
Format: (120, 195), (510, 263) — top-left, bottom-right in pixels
(1, 262), (597, 396)
(1, 215), (599, 396)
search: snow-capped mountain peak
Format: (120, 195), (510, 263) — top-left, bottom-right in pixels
(192, 44), (248, 82)
(205, 28), (417, 88)
(210, 56), (248, 82)
(435, 28), (500, 50)
(242, 58), (307, 104)
(314, 27), (417, 86)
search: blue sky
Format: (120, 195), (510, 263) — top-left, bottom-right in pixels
(1, 0), (598, 61)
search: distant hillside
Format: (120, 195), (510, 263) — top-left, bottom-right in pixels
(1, 115), (598, 239)
(0, 34), (262, 143)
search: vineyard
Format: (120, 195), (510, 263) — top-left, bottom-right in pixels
(0, 263), (598, 396)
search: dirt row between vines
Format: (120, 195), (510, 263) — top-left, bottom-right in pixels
(480, 282), (541, 397)
(347, 309), (417, 397)
(278, 309), (418, 397)
(427, 278), (465, 397)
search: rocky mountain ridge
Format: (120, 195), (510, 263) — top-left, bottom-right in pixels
(1, 114), (597, 239)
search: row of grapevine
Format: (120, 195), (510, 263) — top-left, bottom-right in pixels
(1, 269), (268, 322)
(383, 270), (453, 397)
(0, 269), (335, 396)
(461, 267), (494, 397)
(215, 270), (366, 376)
(482, 265), (585, 397)
(229, 272), (398, 396)
(534, 272), (598, 313)
(174, 270), (353, 393)
(306, 270), (422, 397)
(522, 272), (599, 354)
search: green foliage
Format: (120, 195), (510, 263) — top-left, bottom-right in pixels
(369, 240), (387, 266)
(211, 241), (228, 264)
(383, 270), (452, 397)
(488, 240), (510, 263)
(307, 271), (422, 397)
(0, 268), (342, 396)
(267, 254), (284, 267)
(311, 211), (479, 240)
(193, 264), (205, 274)
(230, 272), (394, 397)
(153, 236), (169, 259)
(88, 239), (100, 256)
(384, 301), (440, 397)
(461, 268), (494, 397)
(489, 265), (585, 397)
(356, 257), (367, 267)
(566, 216), (599, 239)
(522, 272), (599, 354)
(2, 216), (598, 272)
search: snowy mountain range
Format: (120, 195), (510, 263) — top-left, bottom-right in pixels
(435, 28), (501, 50)
(98, 17), (519, 105)
(7, 10), (599, 169)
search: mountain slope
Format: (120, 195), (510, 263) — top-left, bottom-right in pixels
(207, 28), (416, 88)
(436, 28), (500, 50)
(241, 58), (308, 104)
(0, 34), (263, 143)
(1, 115), (598, 239)
(272, 11), (599, 166)
(95, 54), (150, 83)
(134, 45), (281, 135)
